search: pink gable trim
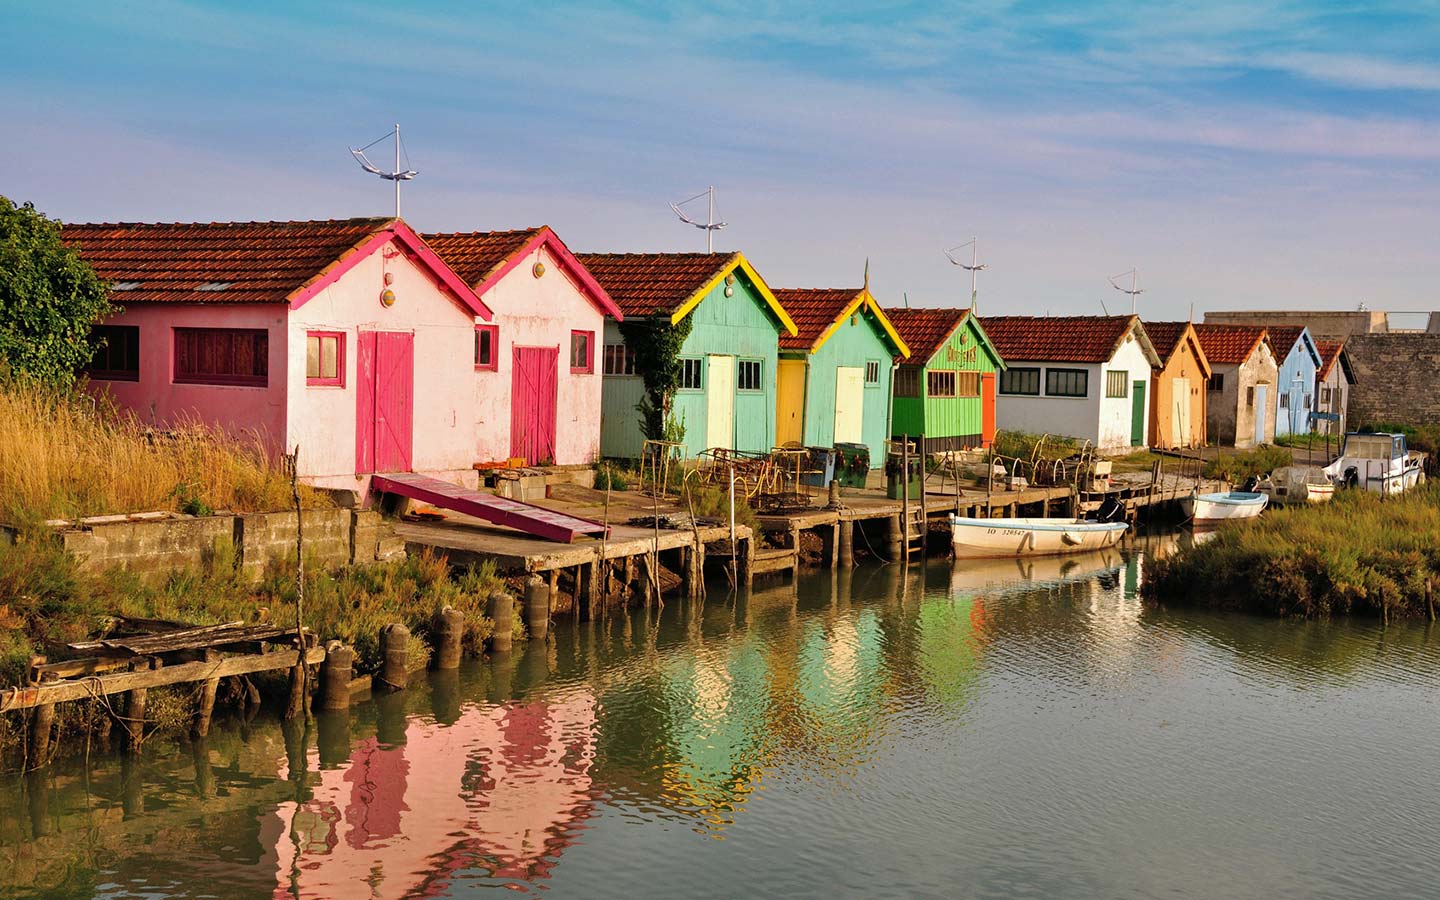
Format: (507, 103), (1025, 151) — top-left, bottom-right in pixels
(289, 221), (494, 320)
(474, 227), (623, 321)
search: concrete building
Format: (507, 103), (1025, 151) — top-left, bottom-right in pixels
(425, 227), (621, 466)
(1193, 325), (1278, 448)
(69, 218), (492, 491)
(984, 315), (1159, 452)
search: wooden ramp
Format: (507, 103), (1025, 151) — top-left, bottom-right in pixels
(372, 472), (609, 544)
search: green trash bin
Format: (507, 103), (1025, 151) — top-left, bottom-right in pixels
(833, 442), (870, 488)
(885, 450), (923, 500)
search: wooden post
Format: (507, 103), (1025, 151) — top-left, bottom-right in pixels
(828, 522), (841, 568)
(487, 591), (514, 653)
(838, 519), (855, 567)
(432, 605), (464, 670)
(284, 657), (306, 720)
(317, 641), (354, 710)
(886, 514), (902, 560)
(901, 434), (911, 559)
(738, 537), (754, 588)
(524, 576), (550, 639)
(918, 433), (928, 552)
(194, 671), (220, 738)
(124, 687), (147, 752)
(377, 623), (410, 691)
(29, 703), (55, 767)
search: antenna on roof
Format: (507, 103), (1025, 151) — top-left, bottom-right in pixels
(903, 291), (910, 309)
(350, 124), (418, 218)
(1099, 298), (1111, 316)
(1109, 267), (1143, 315)
(1189, 301), (1195, 322)
(945, 238), (988, 312)
(670, 186), (727, 253)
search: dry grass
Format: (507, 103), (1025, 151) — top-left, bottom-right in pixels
(0, 380), (327, 524)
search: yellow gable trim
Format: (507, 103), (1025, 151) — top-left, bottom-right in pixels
(669, 253), (799, 335)
(808, 290), (911, 358)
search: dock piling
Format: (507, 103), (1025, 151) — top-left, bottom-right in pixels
(378, 623), (410, 691)
(838, 519), (855, 567)
(524, 576), (551, 639)
(318, 641), (354, 710)
(29, 702), (55, 766)
(487, 591), (514, 653)
(124, 687), (147, 752)
(194, 669), (220, 738)
(432, 605), (464, 670)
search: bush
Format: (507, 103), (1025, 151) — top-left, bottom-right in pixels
(1144, 484), (1440, 619)
(593, 465), (630, 492)
(687, 482), (759, 533)
(1203, 445), (1293, 483)
(991, 431), (1079, 462)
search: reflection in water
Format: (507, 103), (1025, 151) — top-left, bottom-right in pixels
(7, 538), (1440, 899)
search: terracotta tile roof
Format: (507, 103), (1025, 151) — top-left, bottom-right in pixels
(62, 218), (395, 304)
(982, 315), (1140, 363)
(772, 288), (861, 349)
(884, 307), (973, 362)
(1194, 323), (1268, 365)
(1266, 326), (1306, 359)
(574, 252), (737, 317)
(422, 228), (543, 286)
(1315, 338), (1346, 380)
(1143, 321), (1190, 362)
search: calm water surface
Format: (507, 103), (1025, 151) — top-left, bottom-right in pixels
(5, 539), (1440, 899)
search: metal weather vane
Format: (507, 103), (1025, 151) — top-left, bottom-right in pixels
(671, 186), (727, 253)
(350, 124), (418, 218)
(945, 238), (988, 312)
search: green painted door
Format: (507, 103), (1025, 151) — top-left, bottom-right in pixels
(1131, 380), (1146, 446)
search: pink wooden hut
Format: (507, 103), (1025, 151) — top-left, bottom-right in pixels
(64, 218), (493, 492)
(423, 227), (621, 466)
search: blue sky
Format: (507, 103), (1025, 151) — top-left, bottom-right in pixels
(7, 1), (1440, 318)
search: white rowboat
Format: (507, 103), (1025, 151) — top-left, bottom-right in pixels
(1182, 491), (1267, 528)
(949, 516), (1128, 559)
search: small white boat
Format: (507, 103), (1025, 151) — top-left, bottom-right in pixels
(1255, 466), (1335, 505)
(1322, 431), (1427, 496)
(1182, 490), (1268, 528)
(949, 515), (1128, 559)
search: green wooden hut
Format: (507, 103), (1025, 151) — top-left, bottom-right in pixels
(579, 252), (797, 459)
(884, 308), (1005, 452)
(772, 287), (911, 466)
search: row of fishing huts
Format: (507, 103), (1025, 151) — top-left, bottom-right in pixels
(64, 217), (1355, 491)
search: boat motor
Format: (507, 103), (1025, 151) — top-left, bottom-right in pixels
(1241, 475), (1260, 492)
(1090, 497), (1125, 523)
(1343, 466), (1360, 489)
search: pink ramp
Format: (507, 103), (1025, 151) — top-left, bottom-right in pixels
(371, 472), (608, 543)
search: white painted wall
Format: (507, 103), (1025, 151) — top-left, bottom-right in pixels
(993, 334), (1153, 451)
(473, 244), (606, 466)
(287, 237), (483, 490)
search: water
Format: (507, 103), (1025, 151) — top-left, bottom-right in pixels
(6, 541), (1440, 899)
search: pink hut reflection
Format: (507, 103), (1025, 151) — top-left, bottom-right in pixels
(264, 689), (596, 899)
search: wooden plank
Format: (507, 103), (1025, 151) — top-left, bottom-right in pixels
(30, 656), (133, 681)
(0, 646), (326, 711)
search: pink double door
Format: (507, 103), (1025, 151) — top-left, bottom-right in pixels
(356, 331), (414, 474)
(510, 346), (558, 465)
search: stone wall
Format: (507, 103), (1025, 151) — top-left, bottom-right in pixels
(56, 508), (403, 580)
(1346, 334), (1440, 426)
(1204, 310), (1388, 339)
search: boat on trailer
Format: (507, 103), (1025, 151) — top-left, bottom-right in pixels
(949, 515), (1128, 559)
(1254, 466), (1335, 505)
(1321, 431), (1427, 496)
(1182, 491), (1267, 528)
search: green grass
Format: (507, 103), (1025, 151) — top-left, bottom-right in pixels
(1202, 445), (1293, 483)
(1144, 485), (1440, 620)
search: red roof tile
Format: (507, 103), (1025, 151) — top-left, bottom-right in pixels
(1143, 321), (1190, 362)
(772, 288), (861, 349)
(884, 307), (973, 363)
(574, 252), (737, 317)
(1315, 338), (1346, 380)
(422, 228), (543, 286)
(982, 315), (1141, 363)
(1193, 324), (1268, 365)
(1266, 326), (1306, 359)
(62, 218), (395, 304)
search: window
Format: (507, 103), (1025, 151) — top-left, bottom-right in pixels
(474, 325), (498, 371)
(679, 357), (703, 390)
(738, 359), (762, 392)
(174, 328), (268, 387)
(1208, 373), (1225, 392)
(1279, 392), (1289, 409)
(1247, 386), (1255, 408)
(570, 330), (594, 373)
(956, 371), (981, 397)
(894, 367), (920, 398)
(928, 370), (956, 398)
(305, 332), (344, 386)
(604, 343), (637, 376)
(999, 367), (1040, 396)
(1303, 393), (1312, 409)
(1105, 370), (1129, 398)
(85, 325), (139, 381)
(865, 360), (881, 385)
(1320, 385), (1332, 404)
(1045, 368), (1088, 397)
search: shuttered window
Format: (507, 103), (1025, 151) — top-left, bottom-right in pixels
(865, 360), (881, 385)
(1105, 370), (1129, 398)
(174, 328), (268, 387)
(85, 325), (140, 381)
(1046, 368), (1088, 397)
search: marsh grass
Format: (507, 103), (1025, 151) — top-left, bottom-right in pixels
(1202, 445), (1293, 483)
(0, 380), (327, 525)
(1144, 485), (1440, 619)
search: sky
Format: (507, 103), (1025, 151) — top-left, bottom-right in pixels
(6, 1), (1440, 320)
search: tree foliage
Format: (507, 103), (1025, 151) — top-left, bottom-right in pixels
(0, 197), (112, 387)
(617, 315), (694, 441)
